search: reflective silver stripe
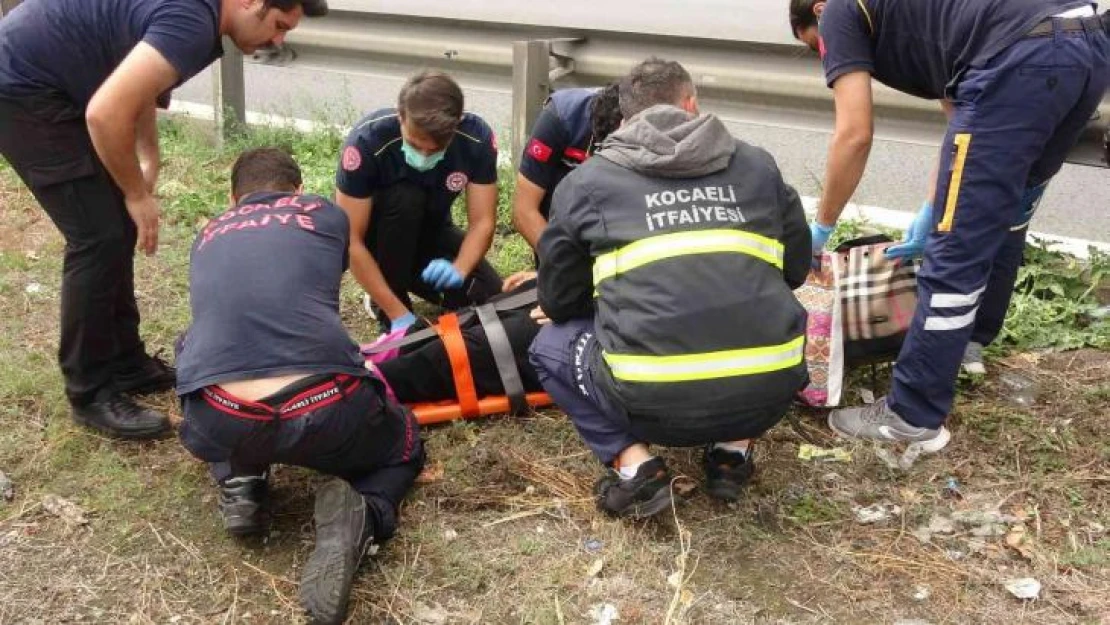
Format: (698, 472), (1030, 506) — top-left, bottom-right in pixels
(930, 285), (986, 309)
(593, 229), (784, 286)
(924, 307), (979, 331)
(603, 335), (805, 383)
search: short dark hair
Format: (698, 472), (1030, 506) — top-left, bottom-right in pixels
(397, 70), (465, 145)
(618, 57), (695, 119)
(789, 0), (821, 36)
(230, 147), (303, 199)
(589, 81), (623, 145)
(263, 0), (329, 17)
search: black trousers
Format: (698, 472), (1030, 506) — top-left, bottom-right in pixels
(178, 373), (424, 541)
(0, 94), (146, 405)
(367, 181), (502, 326)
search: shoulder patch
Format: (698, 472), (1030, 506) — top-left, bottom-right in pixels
(527, 138), (553, 163)
(342, 146), (362, 172)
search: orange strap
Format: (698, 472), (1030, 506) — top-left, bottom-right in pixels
(433, 313), (480, 418)
(411, 392), (554, 425)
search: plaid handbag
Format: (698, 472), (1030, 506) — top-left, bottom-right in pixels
(835, 234), (919, 366)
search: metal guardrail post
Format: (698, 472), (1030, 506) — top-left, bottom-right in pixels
(511, 40), (552, 171)
(0, 0), (23, 17)
(212, 37), (247, 143)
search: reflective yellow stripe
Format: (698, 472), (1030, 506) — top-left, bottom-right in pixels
(939, 133), (971, 233)
(592, 229), (784, 287)
(603, 335), (805, 383)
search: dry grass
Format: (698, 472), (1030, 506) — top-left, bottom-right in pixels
(1, 134), (1108, 624)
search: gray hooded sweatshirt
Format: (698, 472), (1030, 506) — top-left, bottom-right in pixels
(537, 103), (812, 442)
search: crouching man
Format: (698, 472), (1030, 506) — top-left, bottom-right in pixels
(175, 148), (424, 625)
(529, 58), (811, 518)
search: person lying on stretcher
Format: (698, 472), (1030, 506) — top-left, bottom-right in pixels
(363, 270), (547, 406)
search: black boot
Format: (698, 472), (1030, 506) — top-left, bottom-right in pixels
(594, 457), (674, 519)
(113, 353), (176, 395)
(703, 444), (755, 502)
(299, 480), (375, 625)
(218, 475), (269, 536)
(71, 390), (171, 440)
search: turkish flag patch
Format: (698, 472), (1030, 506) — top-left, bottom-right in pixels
(527, 138), (553, 163)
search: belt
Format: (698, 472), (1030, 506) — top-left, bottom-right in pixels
(202, 373), (362, 422)
(1025, 12), (1108, 38)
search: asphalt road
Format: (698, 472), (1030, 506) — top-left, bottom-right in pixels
(175, 61), (1110, 243)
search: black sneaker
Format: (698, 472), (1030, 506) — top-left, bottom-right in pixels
(703, 444), (755, 502)
(218, 475), (269, 536)
(113, 353), (176, 395)
(299, 480), (374, 625)
(594, 457), (674, 519)
(71, 390), (172, 440)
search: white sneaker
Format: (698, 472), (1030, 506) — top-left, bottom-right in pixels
(962, 341), (986, 375)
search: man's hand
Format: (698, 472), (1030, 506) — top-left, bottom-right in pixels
(529, 305), (551, 326)
(421, 258), (465, 291)
(885, 201), (933, 260)
(502, 270), (538, 292)
(389, 312), (417, 333)
(126, 194), (161, 255)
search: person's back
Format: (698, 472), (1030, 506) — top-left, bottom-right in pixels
(531, 58), (811, 519)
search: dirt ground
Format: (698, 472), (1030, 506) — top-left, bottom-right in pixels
(1, 166), (1108, 625)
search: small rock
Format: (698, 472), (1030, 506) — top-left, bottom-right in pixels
(1004, 577), (1041, 600)
(0, 471), (13, 502)
(42, 494), (88, 525)
(588, 603), (620, 625)
(913, 585), (931, 601)
(853, 502), (901, 524)
(24, 283), (43, 294)
(584, 538), (604, 554)
(412, 602), (449, 624)
(442, 528), (458, 542)
(585, 557), (604, 579)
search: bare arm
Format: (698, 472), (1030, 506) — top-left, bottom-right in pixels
(815, 71), (874, 227)
(86, 42), (179, 254)
(136, 104), (160, 194)
(511, 173), (549, 250)
(455, 182), (498, 276)
(335, 191), (409, 321)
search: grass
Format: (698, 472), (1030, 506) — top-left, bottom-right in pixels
(0, 115), (1108, 623)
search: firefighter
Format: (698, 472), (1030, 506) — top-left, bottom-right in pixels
(789, 0), (1109, 447)
(512, 83), (623, 257)
(0, 0), (327, 439)
(335, 70), (503, 334)
(529, 58), (811, 519)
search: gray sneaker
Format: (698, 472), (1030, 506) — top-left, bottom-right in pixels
(299, 480), (374, 625)
(828, 397), (947, 448)
(962, 341), (986, 375)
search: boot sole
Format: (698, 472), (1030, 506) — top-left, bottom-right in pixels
(71, 414), (172, 440)
(299, 481), (367, 625)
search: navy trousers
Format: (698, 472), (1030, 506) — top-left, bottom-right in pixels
(889, 21), (1110, 428)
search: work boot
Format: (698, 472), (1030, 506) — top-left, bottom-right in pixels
(828, 397), (949, 450)
(961, 341), (986, 375)
(299, 480), (375, 625)
(218, 475), (269, 536)
(703, 444), (755, 502)
(71, 389), (172, 440)
(594, 457), (674, 519)
(114, 353), (177, 395)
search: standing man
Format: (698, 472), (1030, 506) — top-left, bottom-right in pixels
(530, 58), (811, 518)
(335, 70), (503, 335)
(177, 147), (424, 625)
(0, 0), (328, 439)
(789, 0), (1109, 446)
(512, 83), (623, 256)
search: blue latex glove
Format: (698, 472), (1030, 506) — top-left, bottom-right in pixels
(808, 222), (834, 261)
(421, 258), (465, 291)
(886, 201), (933, 260)
(389, 312), (417, 333)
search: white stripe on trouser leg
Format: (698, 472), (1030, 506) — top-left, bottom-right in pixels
(924, 306), (979, 331)
(930, 285), (986, 308)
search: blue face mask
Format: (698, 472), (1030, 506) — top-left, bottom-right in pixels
(401, 140), (446, 172)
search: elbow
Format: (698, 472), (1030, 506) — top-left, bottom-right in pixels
(834, 127), (873, 153)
